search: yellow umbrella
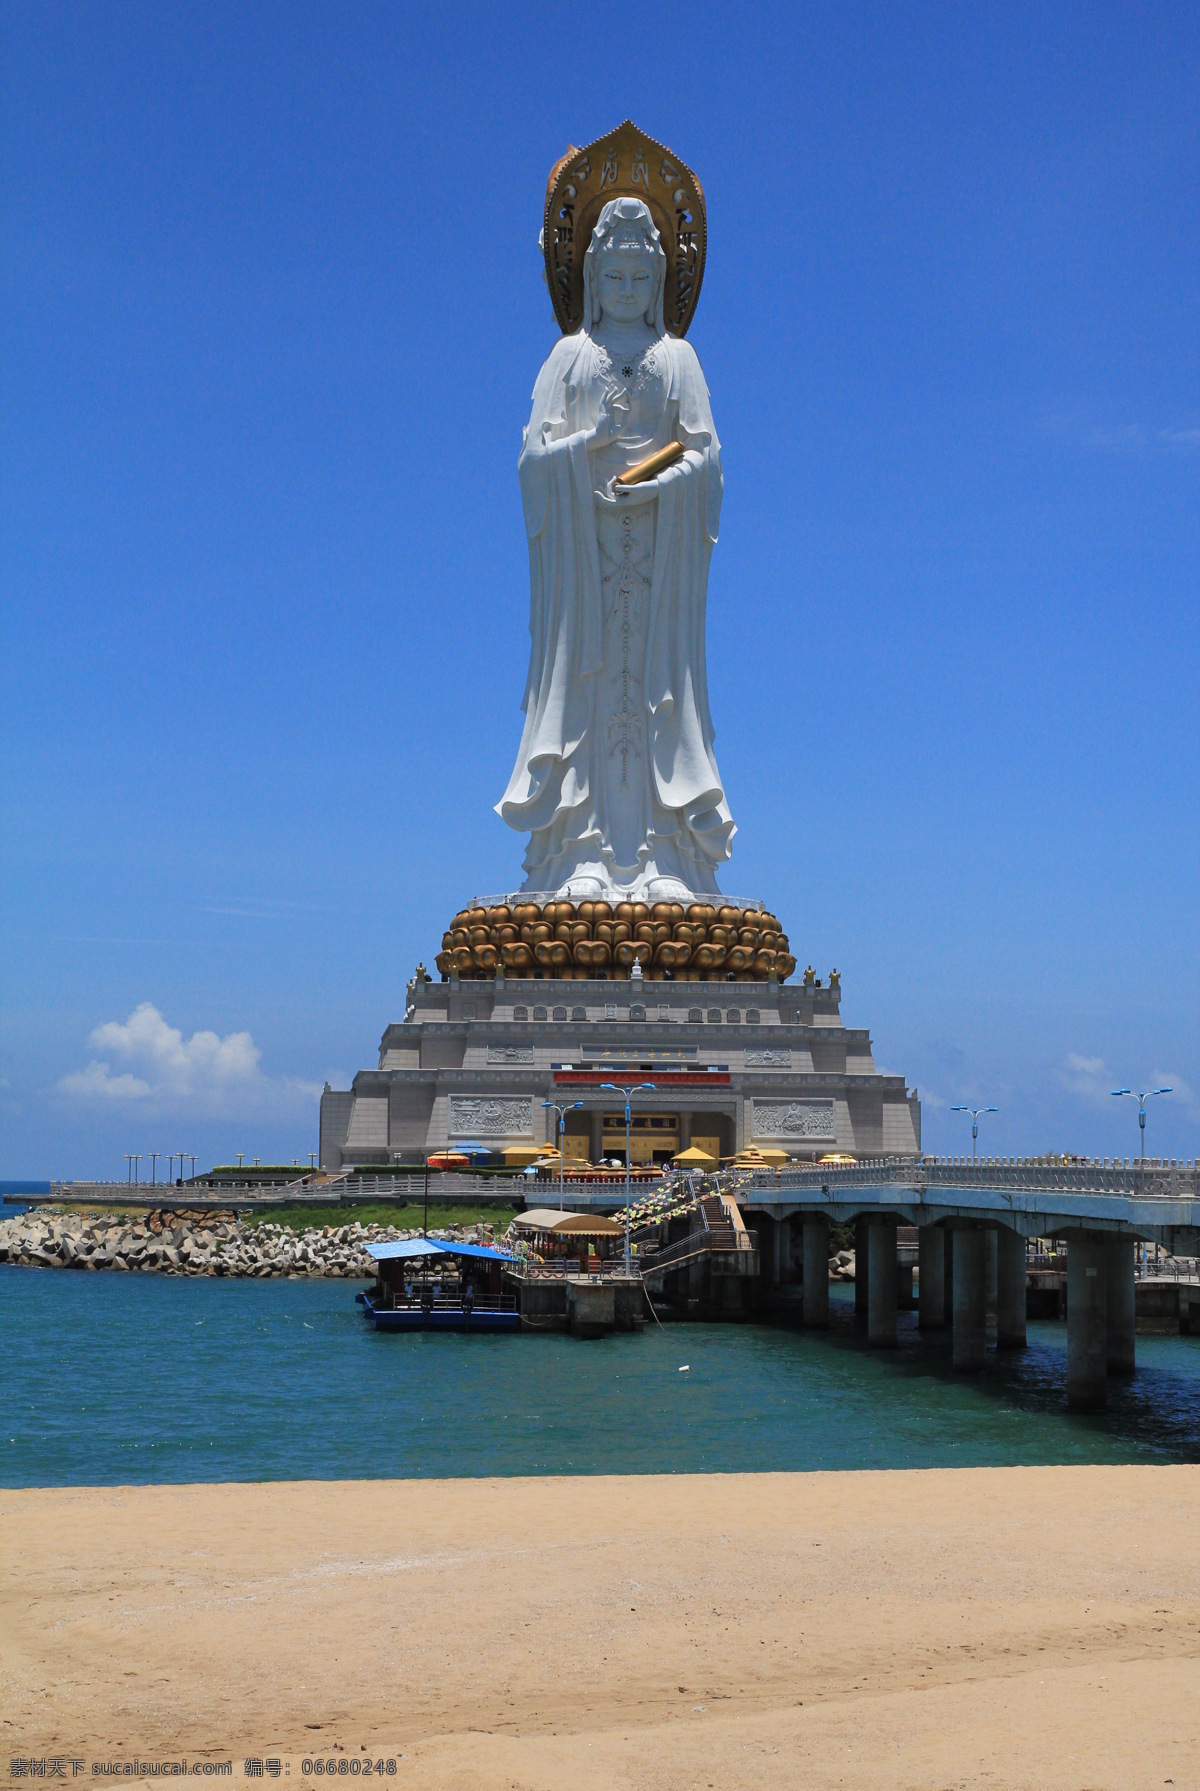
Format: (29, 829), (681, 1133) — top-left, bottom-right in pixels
(672, 1144), (718, 1168)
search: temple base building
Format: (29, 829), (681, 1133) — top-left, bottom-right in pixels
(319, 967), (920, 1171)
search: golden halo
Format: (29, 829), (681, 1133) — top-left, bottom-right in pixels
(543, 120), (707, 339)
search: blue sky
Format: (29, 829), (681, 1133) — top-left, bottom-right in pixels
(2, 1), (1197, 1177)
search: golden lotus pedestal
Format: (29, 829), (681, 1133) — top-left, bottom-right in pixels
(434, 897), (798, 985)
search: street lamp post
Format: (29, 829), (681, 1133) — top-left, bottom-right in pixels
(1111, 1086), (1172, 1191)
(600, 1082), (656, 1273)
(951, 1105), (997, 1162)
(541, 1098), (584, 1211)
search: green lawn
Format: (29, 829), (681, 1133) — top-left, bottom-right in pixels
(242, 1201), (520, 1232)
(27, 1199), (519, 1232)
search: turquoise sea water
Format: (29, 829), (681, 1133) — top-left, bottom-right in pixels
(2, 1266), (1199, 1486)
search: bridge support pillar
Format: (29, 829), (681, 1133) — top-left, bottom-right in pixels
(996, 1227), (1027, 1349)
(952, 1228), (987, 1371)
(854, 1218), (868, 1324)
(918, 1225), (945, 1330)
(986, 1226), (998, 1317)
(778, 1216), (793, 1286)
(1106, 1235), (1136, 1376)
(802, 1215), (830, 1328)
(765, 1216), (784, 1289)
(943, 1228), (954, 1326)
(867, 1216), (898, 1347)
(1067, 1232), (1108, 1410)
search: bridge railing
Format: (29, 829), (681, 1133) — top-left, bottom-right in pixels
(766, 1156), (1200, 1201)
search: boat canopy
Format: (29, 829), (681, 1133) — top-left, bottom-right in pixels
(546, 1211), (623, 1236)
(511, 1208), (572, 1230)
(511, 1208), (623, 1236)
(366, 1238), (519, 1263)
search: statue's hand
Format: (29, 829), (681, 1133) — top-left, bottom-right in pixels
(588, 387), (629, 448)
(595, 474), (662, 509)
(597, 448), (695, 505)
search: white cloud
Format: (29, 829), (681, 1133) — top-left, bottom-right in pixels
(1058, 1056), (1198, 1123)
(1083, 424), (1147, 452)
(1083, 423), (1200, 455)
(59, 1003), (321, 1114)
(1041, 414), (1200, 456)
(1060, 1052), (1112, 1103)
(60, 1062), (153, 1100)
(89, 1003), (261, 1093)
(1152, 1071), (1197, 1121)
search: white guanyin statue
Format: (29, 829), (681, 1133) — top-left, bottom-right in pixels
(496, 193), (735, 901)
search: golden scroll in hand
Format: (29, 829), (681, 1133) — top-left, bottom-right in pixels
(613, 441), (686, 487)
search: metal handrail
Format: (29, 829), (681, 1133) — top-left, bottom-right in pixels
(640, 1232), (710, 1272)
(507, 1257), (635, 1280)
(1136, 1256), (1199, 1282)
(376, 1292), (518, 1313)
(641, 1225), (758, 1272)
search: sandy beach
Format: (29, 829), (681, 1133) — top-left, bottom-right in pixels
(2, 1466), (1198, 1789)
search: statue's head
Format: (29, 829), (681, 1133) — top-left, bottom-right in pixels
(582, 197), (666, 333)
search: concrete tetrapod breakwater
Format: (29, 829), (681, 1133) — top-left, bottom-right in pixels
(0, 1210), (492, 1277)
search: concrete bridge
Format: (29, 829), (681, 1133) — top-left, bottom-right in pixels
(736, 1156), (1200, 1412)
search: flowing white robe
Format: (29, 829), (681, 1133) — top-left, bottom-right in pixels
(496, 330), (735, 895)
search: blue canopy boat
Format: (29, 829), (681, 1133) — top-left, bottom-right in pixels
(358, 1237), (520, 1332)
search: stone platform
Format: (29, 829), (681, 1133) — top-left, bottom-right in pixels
(319, 969), (921, 1170)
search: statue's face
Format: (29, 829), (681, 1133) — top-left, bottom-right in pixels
(597, 246), (657, 323)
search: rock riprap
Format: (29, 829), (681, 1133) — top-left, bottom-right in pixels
(0, 1212), (489, 1277)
